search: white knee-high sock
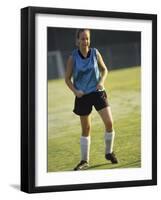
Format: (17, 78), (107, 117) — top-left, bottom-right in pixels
(80, 136), (91, 162)
(104, 131), (115, 154)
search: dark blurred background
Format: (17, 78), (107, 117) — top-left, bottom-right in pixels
(47, 27), (141, 80)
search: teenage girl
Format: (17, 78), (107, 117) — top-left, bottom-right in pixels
(65, 29), (118, 170)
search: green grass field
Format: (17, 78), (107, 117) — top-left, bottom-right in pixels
(48, 66), (141, 172)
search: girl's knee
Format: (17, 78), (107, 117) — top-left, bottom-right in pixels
(82, 125), (91, 136)
(105, 120), (113, 132)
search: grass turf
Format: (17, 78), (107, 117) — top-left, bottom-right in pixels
(47, 66), (141, 172)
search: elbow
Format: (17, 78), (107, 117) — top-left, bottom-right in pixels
(65, 77), (70, 85)
(106, 67), (108, 75)
(104, 67), (108, 75)
(102, 67), (108, 75)
(104, 65), (108, 72)
(65, 77), (68, 85)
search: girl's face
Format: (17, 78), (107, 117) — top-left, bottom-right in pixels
(78, 30), (90, 49)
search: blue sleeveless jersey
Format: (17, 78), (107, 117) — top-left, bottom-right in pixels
(71, 48), (100, 94)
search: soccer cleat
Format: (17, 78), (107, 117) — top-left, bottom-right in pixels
(105, 152), (118, 164)
(74, 160), (89, 171)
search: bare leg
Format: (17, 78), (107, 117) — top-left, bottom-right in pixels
(80, 115), (91, 137)
(97, 106), (118, 163)
(98, 106), (113, 132)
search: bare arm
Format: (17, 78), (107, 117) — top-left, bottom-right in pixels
(65, 56), (84, 98)
(96, 50), (108, 90)
(65, 56), (76, 94)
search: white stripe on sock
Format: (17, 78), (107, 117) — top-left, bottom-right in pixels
(104, 131), (115, 154)
(80, 136), (91, 162)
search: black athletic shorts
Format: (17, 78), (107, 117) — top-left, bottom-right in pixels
(73, 90), (109, 116)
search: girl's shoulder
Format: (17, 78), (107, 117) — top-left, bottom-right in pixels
(70, 49), (78, 63)
(91, 47), (99, 54)
(71, 48), (78, 57)
(91, 47), (98, 51)
(91, 47), (99, 58)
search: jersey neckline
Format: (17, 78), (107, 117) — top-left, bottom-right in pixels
(78, 48), (91, 59)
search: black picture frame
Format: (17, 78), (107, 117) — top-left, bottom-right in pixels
(21, 6), (157, 193)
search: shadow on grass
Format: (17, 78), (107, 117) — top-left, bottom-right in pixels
(86, 160), (141, 170)
(48, 160), (141, 172)
(87, 162), (110, 170)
